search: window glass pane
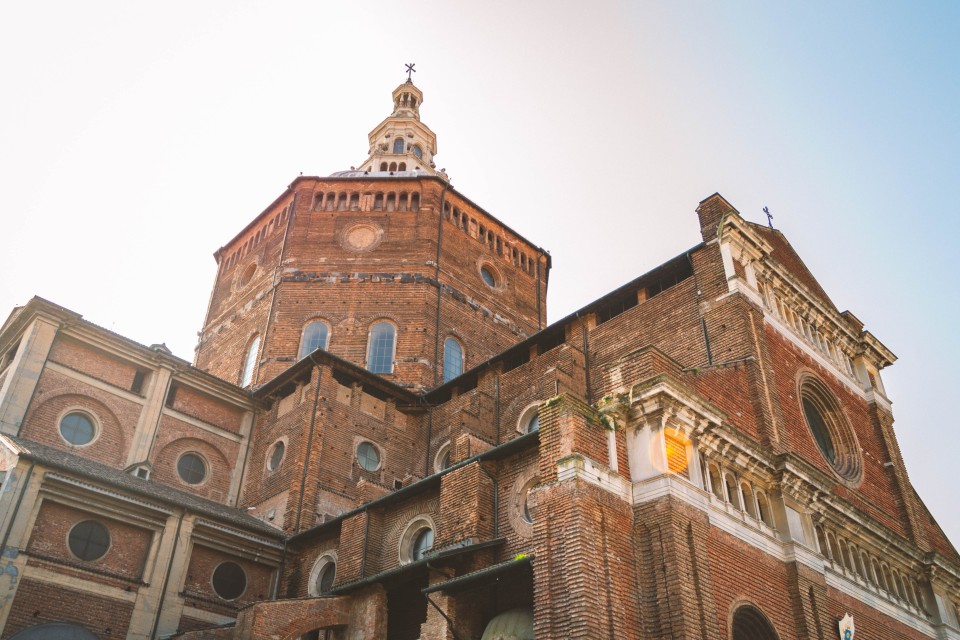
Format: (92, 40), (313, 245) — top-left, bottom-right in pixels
(60, 413), (95, 445)
(393, 138), (405, 153)
(480, 267), (496, 287)
(241, 336), (260, 387)
(269, 441), (285, 471)
(317, 562), (336, 593)
(412, 144), (423, 159)
(212, 562), (247, 600)
(357, 442), (381, 471)
(178, 453), (207, 484)
(412, 528), (434, 561)
(299, 322), (329, 358)
(526, 412), (539, 433)
(68, 520), (110, 561)
(367, 322), (395, 374)
(802, 398), (835, 463)
(443, 338), (463, 383)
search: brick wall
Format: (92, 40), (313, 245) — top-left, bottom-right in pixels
(2, 579), (133, 639)
(26, 501), (151, 583)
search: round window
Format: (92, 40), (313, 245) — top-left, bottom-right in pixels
(268, 441), (285, 472)
(177, 453), (207, 485)
(799, 376), (861, 482)
(356, 442), (381, 471)
(480, 266), (497, 288)
(238, 263), (257, 287)
(68, 520), (110, 561)
(412, 527), (434, 561)
(60, 412), (95, 446)
(317, 560), (336, 593)
(212, 561), (247, 600)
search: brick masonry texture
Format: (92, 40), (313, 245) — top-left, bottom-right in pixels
(1, 125), (957, 638)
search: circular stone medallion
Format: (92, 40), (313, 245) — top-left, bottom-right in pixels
(341, 223), (384, 252)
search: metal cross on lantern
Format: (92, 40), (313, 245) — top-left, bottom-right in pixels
(763, 206), (774, 229)
(405, 63), (416, 81)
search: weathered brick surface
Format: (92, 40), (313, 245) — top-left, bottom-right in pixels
(196, 177), (548, 391)
(21, 367), (138, 466)
(25, 501), (151, 583)
(181, 544), (275, 615)
(2, 579), (133, 639)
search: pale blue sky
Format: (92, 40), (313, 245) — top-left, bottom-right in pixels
(1, 1), (958, 545)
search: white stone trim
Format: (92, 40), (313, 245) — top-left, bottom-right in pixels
(555, 454), (630, 502)
(22, 563), (138, 602)
(47, 361), (147, 405)
(161, 407), (244, 444)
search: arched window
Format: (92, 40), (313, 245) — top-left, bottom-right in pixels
(400, 517), (435, 564)
(379, 162), (388, 171)
(741, 482), (756, 518)
(724, 473), (741, 509)
(731, 604), (779, 640)
(309, 552), (338, 596)
(398, 162), (406, 171)
(393, 138), (405, 153)
(443, 337), (464, 383)
(366, 322), (396, 374)
(412, 527), (434, 561)
(412, 144), (423, 159)
(299, 321), (330, 358)
(241, 335), (260, 387)
(755, 491), (772, 527)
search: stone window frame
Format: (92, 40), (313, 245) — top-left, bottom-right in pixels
(211, 560), (248, 601)
(478, 262), (502, 290)
(176, 451), (210, 486)
(66, 519), (111, 562)
(240, 334), (261, 387)
(516, 402), (541, 435)
(508, 466), (539, 539)
(433, 441), (452, 474)
(398, 515), (436, 565)
(236, 262), (257, 289)
(355, 440), (383, 472)
(298, 319), (331, 359)
(57, 408), (100, 449)
(796, 372), (862, 485)
(442, 336), (465, 383)
(729, 601), (781, 640)
(266, 437), (288, 473)
(365, 320), (397, 375)
(307, 550), (338, 596)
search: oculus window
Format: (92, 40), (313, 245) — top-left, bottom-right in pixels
(59, 412), (95, 446)
(799, 375), (861, 482)
(68, 520), (110, 561)
(356, 441), (381, 471)
(268, 441), (285, 472)
(212, 562), (247, 600)
(177, 452), (207, 485)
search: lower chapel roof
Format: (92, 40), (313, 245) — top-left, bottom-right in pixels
(0, 434), (282, 538)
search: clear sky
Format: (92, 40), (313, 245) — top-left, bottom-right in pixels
(2, 2), (958, 546)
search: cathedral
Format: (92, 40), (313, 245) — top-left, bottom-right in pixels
(0, 77), (957, 640)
